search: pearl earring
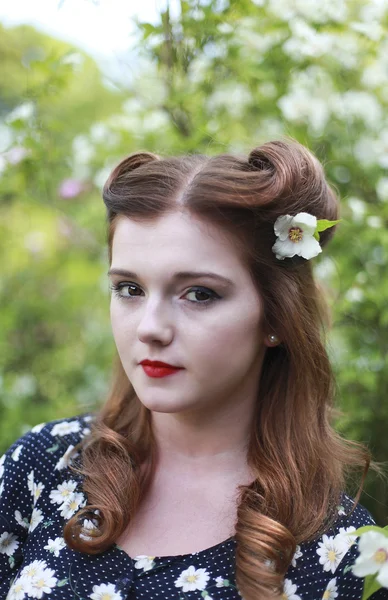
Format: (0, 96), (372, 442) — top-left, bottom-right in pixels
(268, 333), (278, 344)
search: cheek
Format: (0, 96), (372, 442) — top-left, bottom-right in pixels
(194, 309), (263, 363)
(110, 303), (134, 345)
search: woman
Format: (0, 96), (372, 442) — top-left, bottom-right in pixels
(1, 138), (387, 600)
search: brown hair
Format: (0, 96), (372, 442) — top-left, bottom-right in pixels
(64, 138), (385, 599)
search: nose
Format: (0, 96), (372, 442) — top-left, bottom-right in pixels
(137, 299), (174, 345)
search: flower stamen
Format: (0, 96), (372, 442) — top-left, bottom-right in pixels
(288, 227), (303, 243)
(373, 548), (388, 564)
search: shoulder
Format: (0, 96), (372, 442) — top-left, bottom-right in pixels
(0, 412), (95, 487)
(287, 493), (383, 599)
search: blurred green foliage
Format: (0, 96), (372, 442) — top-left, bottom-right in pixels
(1, 1), (387, 523)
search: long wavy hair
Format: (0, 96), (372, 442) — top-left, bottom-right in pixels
(64, 138), (385, 600)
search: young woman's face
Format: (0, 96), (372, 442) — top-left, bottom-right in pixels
(109, 211), (270, 417)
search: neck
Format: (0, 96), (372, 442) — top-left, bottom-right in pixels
(150, 395), (256, 474)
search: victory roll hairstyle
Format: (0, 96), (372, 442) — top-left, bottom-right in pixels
(64, 138), (384, 600)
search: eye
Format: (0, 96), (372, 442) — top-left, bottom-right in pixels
(109, 283), (141, 299)
(109, 283), (220, 305)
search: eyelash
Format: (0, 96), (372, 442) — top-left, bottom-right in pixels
(109, 282), (221, 306)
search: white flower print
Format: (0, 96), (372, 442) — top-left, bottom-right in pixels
(335, 526), (357, 550)
(316, 534), (348, 573)
(89, 582), (123, 600)
(0, 532), (20, 556)
(14, 510), (29, 529)
(29, 508), (44, 532)
(21, 559), (45, 579)
(11, 445), (23, 462)
(51, 420), (81, 437)
(322, 578), (338, 599)
(336, 504), (346, 516)
(0, 454), (5, 479)
(80, 518), (99, 541)
(83, 415), (94, 423)
(31, 422), (45, 433)
(44, 537), (66, 557)
(27, 471), (34, 494)
(49, 480), (78, 505)
(291, 545), (303, 567)
(175, 565), (210, 592)
(134, 555), (155, 572)
(29, 567), (57, 599)
(16, 560), (57, 599)
(54, 445), (79, 471)
(282, 578), (302, 600)
(0, 481), (4, 498)
(6, 575), (31, 600)
(27, 471), (44, 504)
(59, 492), (86, 519)
(33, 482), (45, 505)
(82, 427), (91, 437)
(215, 576), (229, 587)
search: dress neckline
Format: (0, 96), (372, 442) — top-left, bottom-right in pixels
(114, 535), (236, 562)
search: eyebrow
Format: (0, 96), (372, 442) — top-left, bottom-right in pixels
(107, 268), (233, 286)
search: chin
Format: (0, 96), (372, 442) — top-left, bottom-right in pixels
(136, 395), (199, 415)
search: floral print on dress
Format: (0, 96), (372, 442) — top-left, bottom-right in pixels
(6, 559), (58, 599)
(175, 565), (210, 592)
(0, 532), (20, 557)
(50, 421), (81, 437)
(1, 414), (386, 600)
(322, 578), (339, 599)
(316, 533), (348, 573)
(89, 583), (123, 600)
(282, 578), (302, 600)
(11, 446), (23, 462)
(134, 555), (156, 572)
(43, 537), (66, 557)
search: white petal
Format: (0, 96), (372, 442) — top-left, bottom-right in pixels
(352, 557), (380, 577)
(274, 215), (293, 240)
(296, 236), (322, 259)
(272, 238), (300, 259)
(359, 531), (388, 554)
(377, 564), (388, 587)
(293, 212), (317, 234)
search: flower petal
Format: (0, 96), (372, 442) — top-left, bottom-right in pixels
(274, 215), (293, 240)
(352, 557), (380, 577)
(377, 563), (388, 588)
(358, 532), (388, 554)
(295, 236), (322, 260)
(293, 212), (317, 234)
(272, 238), (300, 259)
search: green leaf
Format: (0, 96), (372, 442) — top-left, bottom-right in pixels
(361, 574), (383, 600)
(343, 564), (354, 574)
(350, 526), (388, 538)
(57, 578), (69, 587)
(313, 231), (320, 241)
(46, 444), (59, 453)
(316, 219), (342, 232)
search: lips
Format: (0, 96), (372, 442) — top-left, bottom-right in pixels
(140, 360), (182, 369)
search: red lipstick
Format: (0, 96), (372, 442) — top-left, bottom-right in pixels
(139, 360), (183, 378)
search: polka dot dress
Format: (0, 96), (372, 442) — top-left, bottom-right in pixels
(1, 414), (387, 599)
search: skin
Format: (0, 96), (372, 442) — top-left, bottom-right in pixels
(109, 210), (279, 555)
(109, 210), (277, 455)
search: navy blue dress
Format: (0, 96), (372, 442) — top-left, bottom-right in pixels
(1, 413), (387, 600)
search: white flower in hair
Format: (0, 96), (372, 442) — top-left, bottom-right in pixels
(272, 212), (340, 260)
